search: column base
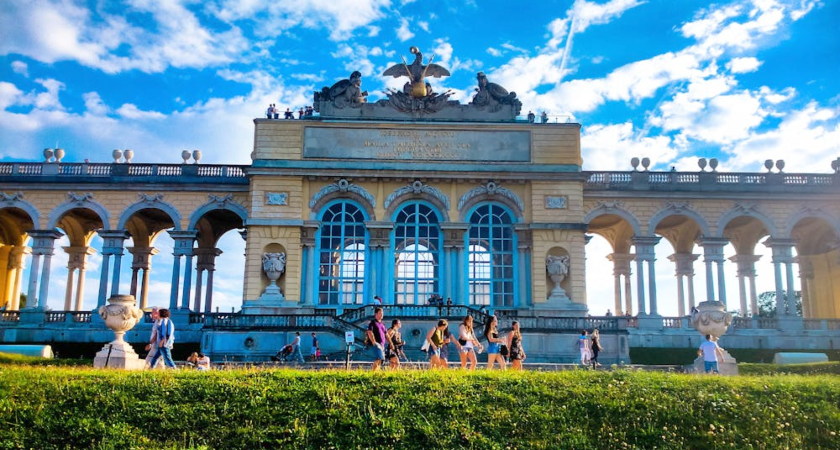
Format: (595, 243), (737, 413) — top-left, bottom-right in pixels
(93, 340), (146, 370)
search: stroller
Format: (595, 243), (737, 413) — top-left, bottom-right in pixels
(271, 344), (294, 362)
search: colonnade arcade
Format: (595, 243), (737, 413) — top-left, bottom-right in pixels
(586, 202), (840, 319)
(0, 193), (246, 314)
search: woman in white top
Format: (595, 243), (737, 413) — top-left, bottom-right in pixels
(458, 315), (482, 370)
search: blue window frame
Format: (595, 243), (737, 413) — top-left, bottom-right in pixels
(467, 204), (515, 307)
(393, 203), (441, 305)
(317, 202), (367, 305)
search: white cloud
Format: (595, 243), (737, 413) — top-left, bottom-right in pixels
(571, 0), (645, 33)
(0, 82), (23, 110)
(11, 61), (28, 76)
(418, 20), (429, 32)
(396, 18), (414, 41)
(83, 92), (109, 116)
(582, 121), (678, 171)
(726, 56), (762, 73)
(723, 102), (840, 172)
(116, 104), (166, 120)
(486, 47), (501, 57)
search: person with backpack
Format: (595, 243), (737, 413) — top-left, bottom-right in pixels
(578, 330), (591, 366)
(425, 319), (449, 369)
(387, 319), (404, 370)
(366, 307), (388, 371)
(148, 308), (176, 369)
(458, 315), (482, 370)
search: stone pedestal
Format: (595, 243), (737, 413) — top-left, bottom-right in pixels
(93, 341), (145, 370)
(690, 349), (739, 375)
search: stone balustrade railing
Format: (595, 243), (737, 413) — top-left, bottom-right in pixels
(0, 162), (248, 185)
(585, 171), (839, 191)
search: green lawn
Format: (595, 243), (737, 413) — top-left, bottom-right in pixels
(0, 364), (838, 449)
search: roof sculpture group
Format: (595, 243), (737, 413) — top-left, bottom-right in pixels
(313, 46), (522, 122)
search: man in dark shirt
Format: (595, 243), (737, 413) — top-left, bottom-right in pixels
(366, 307), (388, 370)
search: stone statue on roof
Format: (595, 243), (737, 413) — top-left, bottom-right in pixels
(471, 72), (522, 116)
(383, 46), (451, 98)
(314, 71), (368, 109)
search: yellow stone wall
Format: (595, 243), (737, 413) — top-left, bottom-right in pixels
(243, 226), (302, 301)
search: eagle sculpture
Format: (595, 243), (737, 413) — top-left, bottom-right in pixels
(383, 46), (451, 98)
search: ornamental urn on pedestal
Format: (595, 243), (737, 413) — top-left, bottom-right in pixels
(689, 300), (738, 374)
(93, 294), (146, 369)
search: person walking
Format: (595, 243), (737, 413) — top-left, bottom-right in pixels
(387, 319), (404, 369)
(458, 316), (482, 370)
(291, 332), (305, 363)
(148, 309), (176, 369)
(426, 319), (449, 369)
(698, 334), (724, 373)
(439, 326), (458, 368)
(483, 315), (506, 370)
(310, 332), (319, 361)
(507, 320), (526, 370)
(590, 329), (603, 368)
(366, 307), (388, 371)
(578, 330), (591, 366)
(143, 307), (163, 369)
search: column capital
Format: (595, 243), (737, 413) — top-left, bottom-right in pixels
(607, 253), (635, 274)
(128, 246), (159, 269)
(795, 255), (814, 278)
(668, 252), (700, 275)
(631, 236), (660, 259)
(196, 247), (223, 269)
(728, 254), (762, 277)
(696, 236), (729, 262)
(366, 220), (396, 249)
(763, 237), (795, 263)
(99, 229), (130, 255)
(299, 220), (321, 247)
(168, 230), (198, 256)
(63, 245), (96, 270)
(28, 229), (64, 254)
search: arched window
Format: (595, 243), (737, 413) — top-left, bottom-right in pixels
(393, 203), (441, 304)
(317, 202), (367, 305)
(467, 204), (515, 306)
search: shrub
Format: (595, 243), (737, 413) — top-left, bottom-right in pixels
(0, 366), (838, 449)
(739, 361), (840, 376)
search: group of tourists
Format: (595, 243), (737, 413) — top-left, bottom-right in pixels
(265, 104), (314, 119)
(365, 307), (527, 371)
(577, 329), (604, 368)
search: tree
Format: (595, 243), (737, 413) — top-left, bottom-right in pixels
(757, 290), (802, 317)
(18, 293), (27, 309)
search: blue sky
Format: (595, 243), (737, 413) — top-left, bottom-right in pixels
(1, 0), (838, 315)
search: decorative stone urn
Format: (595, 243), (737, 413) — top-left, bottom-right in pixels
(260, 252), (287, 300)
(93, 294), (146, 370)
(181, 150), (191, 163)
(44, 148), (54, 162)
(192, 150), (202, 164)
(689, 300), (738, 375)
(539, 254), (585, 314)
(112, 149), (123, 163)
(54, 148), (65, 163)
(546, 254), (570, 300)
(123, 149), (134, 163)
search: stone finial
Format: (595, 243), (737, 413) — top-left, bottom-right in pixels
(630, 157), (640, 171)
(764, 159), (774, 172)
(698, 158), (707, 172)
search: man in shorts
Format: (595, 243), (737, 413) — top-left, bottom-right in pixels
(698, 334), (725, 373)
(366, 307), (388, 370)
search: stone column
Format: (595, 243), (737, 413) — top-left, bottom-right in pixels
(27, 230), (64, 310)
(299, 222), (317, 306)
(796, 256), (814, 318)
(0, 247), (9, 308)
(632, 236), (660, 316)
(127, 247), (158, 309)
(668, 253), (699, 316)
(7, 246), (29, 309)
(62, 246), (95, 311)
(366, 221), (395, 304)
(195, 247), (222, 312)
(729, 254), (761, 317)
(607, 253), (634, 315)
(515, 225), (532, 308)
(764, 238), (795, 316)
(98, 230), (129, 299)
(697, 237), (729, 305)
(168, 230), (198, 310)
(442, 222), (469, 305)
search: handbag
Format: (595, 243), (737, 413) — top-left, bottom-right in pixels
(458, 338), (467, 346)
(499, 344), (509, 357)
(421, 341), (430, 352)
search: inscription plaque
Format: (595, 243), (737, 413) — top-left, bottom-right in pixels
(303, 127), (530, 162)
